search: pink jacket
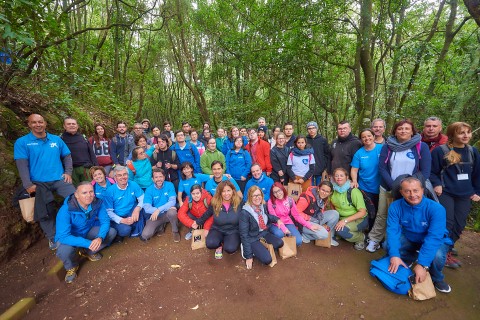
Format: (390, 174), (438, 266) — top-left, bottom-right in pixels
(267, 197), (313, 232)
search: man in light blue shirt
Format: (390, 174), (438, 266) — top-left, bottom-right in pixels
(142, 168), (179, 242)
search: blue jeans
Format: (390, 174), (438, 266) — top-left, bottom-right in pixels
(269, 224), (303, 246)
(394, 234), (449, 282)
(249, 231), (284, 265)
(303, 209), (340, 241)
(111, 209), (146, 237)
(56, 226), (117, 270)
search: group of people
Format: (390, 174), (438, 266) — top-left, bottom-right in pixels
(13, 114), (479, 296)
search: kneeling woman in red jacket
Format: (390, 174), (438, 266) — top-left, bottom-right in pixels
(177, 184), (213, 240)
(239, 186), (285, 269)
(196, 180), (243, 259)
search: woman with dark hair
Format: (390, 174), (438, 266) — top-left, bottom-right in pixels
(89, 166), (115, 199)
(239, 186), (284, 269)
(177, 161), (211, 207)
(178, 184), (213, 240)
(196, 180), (243, 259)
(270, 132), (289, 185)
(127, 146), (153, 189)
(150, 134), (180, 191)
(286, 135), (315, 192)
(149, 125), (162, 145)
(431, 122), (480, 268)
(350, 128), (383, 221)
(268, 182), (326, 246)
(226, 136), (252, 193)
(221, 126), (249, 155)
(127, 134), (154, 160)
(366, 119), (431, 253)
(331, 168), (368, 250)
(89, 124), (114, 174)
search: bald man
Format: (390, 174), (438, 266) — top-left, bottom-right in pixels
(14, 114), (75, 250)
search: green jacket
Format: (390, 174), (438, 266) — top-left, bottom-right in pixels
(200, 149), (226, 174)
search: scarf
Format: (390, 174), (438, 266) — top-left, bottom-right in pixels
(291, 147), (314, 157)
(333, 180), (351, 193)
(386, 133), (421, 152)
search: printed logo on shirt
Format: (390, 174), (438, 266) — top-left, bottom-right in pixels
(131, 192), (135, 196)
(407, 151), (415, 159)
(302, 159), (308, 165)
(27, 142), (39, 146)
(50, 142), (58, 148)
(421, 221), (428, 227)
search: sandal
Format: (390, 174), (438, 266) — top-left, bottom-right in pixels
(215, 246), (223, 259)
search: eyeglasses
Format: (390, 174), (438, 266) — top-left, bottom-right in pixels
(273, 189), (283, 195)
(252, 194), (262, 198)
(307, 127), (316, 130)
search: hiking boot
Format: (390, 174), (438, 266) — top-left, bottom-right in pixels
(79, 250), (102, 262)
(173, 232), (181, 243)
(434, 281), (452, 293)
(354, 235), (366, 250)
(65, 266), (79, 284)
(451, 247), (458, 256)
(139, 236), (148, 242)
(113, 235), (124, 243)
(445, 252), (460, 269)
(302, 234), (311, 244)
(215, 246), (223, 259)
(184, 232), (192, 241)
(49, 239), (59, 251)
(330, 238), (339, 247)
(365, 239), (380, 253)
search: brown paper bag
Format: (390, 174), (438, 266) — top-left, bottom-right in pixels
(191, 229), (206, 250)
(260, 238), (277, 267)
(19, 197), (35, 223)
(287, 182), (302, 202)
(278, 236), (297, 259)
(409, 272), (437, 300)
(314, 225), (332, 248)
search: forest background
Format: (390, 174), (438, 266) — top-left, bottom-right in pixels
(1, 0), (480, 262)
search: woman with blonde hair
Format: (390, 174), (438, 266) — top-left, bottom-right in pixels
(431, 122), (480, 268)
(239, 186), (284, 269)
(196, 180), (243, 259)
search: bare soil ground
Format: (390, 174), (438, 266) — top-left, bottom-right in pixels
(1, 229), (479, 320)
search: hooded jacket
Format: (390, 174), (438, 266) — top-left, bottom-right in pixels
(55, 194), (110, 248)
(244, 173), (274, 201)
(330, 133), (362, 174)
(306, 134), (330, 175)
(177, 189), (213, 230)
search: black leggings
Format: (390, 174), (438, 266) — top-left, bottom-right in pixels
(206, 229), (240, 253)
(439, 193), (471, 243)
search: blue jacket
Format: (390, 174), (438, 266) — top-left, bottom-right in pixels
(226, 149), (252, 180)
(221, 136), (249, 156)
(55, 195), (111, 248)
(239, 204), (280, 259)
(387, 197), (449, 267)
(171, 141), (201, 173)
(128, 158), (153, 189)
(244, 173), (274, 201)
(379, 142), (431, 190)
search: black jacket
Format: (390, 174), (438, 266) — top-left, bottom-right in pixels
(270, 146), (289, 183)
(306, 134), (330, 176)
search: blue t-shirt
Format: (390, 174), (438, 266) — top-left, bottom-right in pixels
(144, 181), (176, 208)
(205, 176), (240, 196)
(178, 174), (210, 199)
(14, 132), (71, 182)
(104, 181), (144, 217)
(93, 179), (115, 200)
(351, 144), (382, 194)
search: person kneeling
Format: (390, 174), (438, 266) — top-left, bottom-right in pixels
(55, 182), (117, 283)
(386, 177), (452, 293)
(240, 186), (284, 269)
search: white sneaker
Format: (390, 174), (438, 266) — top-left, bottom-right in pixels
(302, 234), (311, 244)
(331, 238), (339, 247)
(366, 239), (380, 253)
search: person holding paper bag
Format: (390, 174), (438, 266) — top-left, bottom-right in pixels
(178, 184), (213, 240)
(239, 186), (284, 269)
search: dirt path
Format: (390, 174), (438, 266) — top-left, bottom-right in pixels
(1, 230), (479, 320)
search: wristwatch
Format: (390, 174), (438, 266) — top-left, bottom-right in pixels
(343, 219), (348, 224)
(420, 264), (429, 272)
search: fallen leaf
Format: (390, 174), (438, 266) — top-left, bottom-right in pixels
(191, 305), (199, 310)
(170, 264), (181, 269)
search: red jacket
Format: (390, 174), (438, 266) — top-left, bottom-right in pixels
(246, 139), (272, 173)
(177, 189), (213, 230)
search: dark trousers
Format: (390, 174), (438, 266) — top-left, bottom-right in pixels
(439, 193), (471, 243)
(206, 229), (240, 253)
(249, 231), (283, 265)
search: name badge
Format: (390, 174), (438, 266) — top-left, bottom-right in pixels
(457, 173), (469, 181)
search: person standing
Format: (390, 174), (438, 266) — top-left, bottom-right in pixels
(329, 120), (362, 175)
(421, 116), (448, 151)
(14, 114), (76, 250)
(306, 121), (330, 185)
(245, 128), (272, 176)
(283, 122), (296, 150)
(61, 117), (98, 186)
(371, 118), (387, 145)
(110, 121), (135, 167)
(89, 123), (113, 174)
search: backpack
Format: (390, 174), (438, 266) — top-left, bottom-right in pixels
(346, 188), (376, 226)
(438, 144), (476, 187)
(370, 256), (413, 295)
